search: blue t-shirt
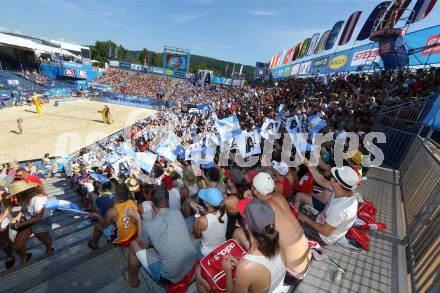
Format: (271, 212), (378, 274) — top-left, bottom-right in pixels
(96, 194), (115, 216)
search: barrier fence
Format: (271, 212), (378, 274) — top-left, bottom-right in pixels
(398, 132), (440, 293)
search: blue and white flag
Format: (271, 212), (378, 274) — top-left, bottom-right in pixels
(106, 152), (120, 165)
(134, 151), (157, 173)
(307, 114), (327, 134)
(285, 116), (302, 135)
(277, 104), (285, 119)
(174, 145), (186, 160)
(118, 142), (135, 156)
(45, 199), (89, 215)
(216, 115), (242, 141)
(156, 137), (179, 162)
(237, 130), (262, 158)
(89, 172), (109, 184)
(260, 118), (281, 140)
(291, 133), (314, 154)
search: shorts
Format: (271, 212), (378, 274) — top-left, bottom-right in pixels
(136, 248), (173, 284)
(30, 217), (52, 234)
(312, 197), (326, 213)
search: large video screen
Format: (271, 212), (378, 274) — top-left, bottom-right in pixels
(165, 53), (188, 71)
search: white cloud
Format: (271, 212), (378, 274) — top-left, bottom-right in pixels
(248, 10), (280, 16)
(172, 11), (211, 23)
(0, 26), (11, 32)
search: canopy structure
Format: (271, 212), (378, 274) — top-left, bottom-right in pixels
(0, 32), (60, 54)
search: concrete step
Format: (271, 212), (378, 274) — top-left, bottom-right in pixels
(0, 225), (94, 275)
(0, 213), (90, 260)
(0, 239), (111, 292)
(24, 248), (134, 293)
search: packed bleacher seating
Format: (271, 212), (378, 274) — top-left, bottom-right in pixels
(1, 66), (439, 292)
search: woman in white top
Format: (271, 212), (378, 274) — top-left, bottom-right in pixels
(192, 188), (228, 258)
(224, 199), (286, 293)
(8, 181), (53, 264)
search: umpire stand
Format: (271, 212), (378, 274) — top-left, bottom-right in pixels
(369, 8), (414, 70)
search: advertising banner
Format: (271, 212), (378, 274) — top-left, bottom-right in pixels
(130, 64), (142, 71)
(298, 61), (312, 75)
(350, 47), (380, 66)
(109, 60), (119, 67)
(405, 25), (440, 65)
(119, 61), (130, 69)
(59, 66), (87, 79)
(290, 63), (301, 76)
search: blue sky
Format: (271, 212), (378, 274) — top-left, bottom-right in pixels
(1, 0), (439, 65)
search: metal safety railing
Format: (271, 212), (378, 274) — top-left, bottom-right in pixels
(398, 131), (440, 293)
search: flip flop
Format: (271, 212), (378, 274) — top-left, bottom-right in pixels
(5, 258), (15, 269)
(123, 268), (140, 288)
(25, 253), (32, 263)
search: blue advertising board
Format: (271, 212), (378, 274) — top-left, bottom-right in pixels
(423, 90), (440, 130)
(271, 25), (440, 78)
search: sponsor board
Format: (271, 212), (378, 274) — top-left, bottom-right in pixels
(130, 64), (142, 71)
(351, 48), (380, 66)
(109, 60), (119, 67)
(64, 68), (75, 77)
(421, 34), (440, 56)
(79, 70), (87, 79)
(290, 63), (301, 76)
(7, 79), (19, 85)
(329, 55), (348, 69)
(283, 65), (292, 77)
(298, 61), (311, 75)
(119, 62), (130, 69)
(312, 57), (329, 68)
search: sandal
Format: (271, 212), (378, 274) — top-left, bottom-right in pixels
(123, 268), (140, 288)
(88, 240), (99, 250)
(5, 258), (15, 269)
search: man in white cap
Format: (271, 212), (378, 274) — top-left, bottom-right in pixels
(297, 159), (359, 245)
(237, 171), (312, 282)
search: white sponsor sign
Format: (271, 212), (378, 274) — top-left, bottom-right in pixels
(290, 63), (300, 76)
(298, 61), (311, 75)
(350, 48), (380, 66)
(130, 63), (142, 71)
(109, 60), (120, 67)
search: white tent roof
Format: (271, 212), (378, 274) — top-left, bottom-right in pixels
(0, 32), (60, 54)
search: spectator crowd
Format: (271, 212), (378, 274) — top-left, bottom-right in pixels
(0, 66), (439, 292)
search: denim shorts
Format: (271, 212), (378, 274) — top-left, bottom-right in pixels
(30, 217), (53, 234)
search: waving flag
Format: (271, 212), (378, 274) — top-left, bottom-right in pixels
(285, 116), (302, 135)
(134, 151), (157, 173)
(283, 48), (295, 64)
(298, 38), (312, 59)
(45, 199), (89, 215)
(108, 47), (112, 58)
(357, 1), (391, 41)
(314, 31), (331, 54)
(307, 33), (321, 56)
(156, 137), (179, 162)
(339, 11), (362, 46)
(216, 115), (242, 141)
(381, 0), (412, 29)
(260, 118), (281, 140)
(237, 131), (261, 158)
(410, 0), (437, 22)
(89, 172), (109, 184)
(325, 21), (345, 50)
(292, 42), (302, 61)
(307, 114), (327, 134)
(269, 55), (276, 68)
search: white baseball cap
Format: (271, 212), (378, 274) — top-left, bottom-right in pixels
(252, 172), (275, 196)
(330, 166), (359, 190)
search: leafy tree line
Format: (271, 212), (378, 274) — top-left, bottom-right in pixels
(89, 40), (255, 80)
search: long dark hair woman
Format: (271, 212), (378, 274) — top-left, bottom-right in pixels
(8, 180), (53, 264)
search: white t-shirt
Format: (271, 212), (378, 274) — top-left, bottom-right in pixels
(168, 187), (181, 210)
(25, 196), (51, 220)
(316, 194), (358, 244)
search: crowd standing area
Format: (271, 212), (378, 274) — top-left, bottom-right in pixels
(0, 67), (439, 292)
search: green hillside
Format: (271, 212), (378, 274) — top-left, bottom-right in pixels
(89, 40), (255, 79)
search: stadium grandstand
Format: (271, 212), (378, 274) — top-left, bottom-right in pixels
(0, 1), (439, 293)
